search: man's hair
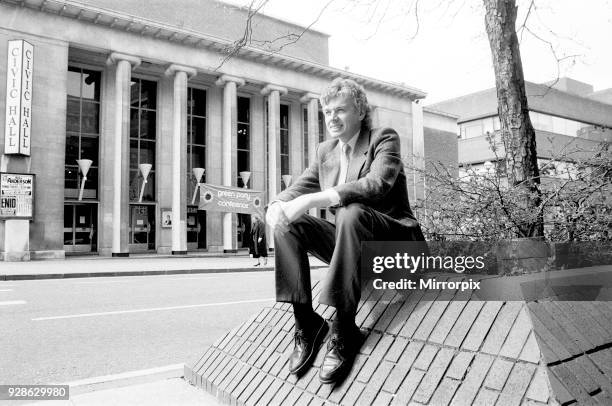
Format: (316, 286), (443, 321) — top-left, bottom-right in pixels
(320, 78), (372, 132)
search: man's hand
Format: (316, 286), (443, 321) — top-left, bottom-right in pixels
(266, 201), (290, 234)
(267, 190), (340, 235)
(266, 198), (310, 235)
(280, 197), (311, 223)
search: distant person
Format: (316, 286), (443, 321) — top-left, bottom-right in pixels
(266, 78), (425, 383)
(250, 213), (267, 267)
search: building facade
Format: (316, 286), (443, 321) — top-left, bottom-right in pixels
(0, 0), (427, 260)
(429, 78), (612, 174)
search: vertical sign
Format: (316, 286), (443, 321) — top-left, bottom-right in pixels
(4, 40), (34, 156)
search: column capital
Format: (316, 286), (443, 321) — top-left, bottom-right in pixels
(165, 64), (197, 78)
(261, 84), (288, 96)
(215, 74), (245, 87)
(299, 92), (320, 103)
(300, 92), (321, 104)
(106, 52), (141, 68)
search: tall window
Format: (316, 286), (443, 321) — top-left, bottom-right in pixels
(318, 110), (328, 220)
(237, 96), (251, 186)
(237, 97), (251, 249)
(129, 79), (157, 250)
(64, 67), (101, 251)
(303, 108), (308, 168)
(319, 110), (326, 143)
(187, 87), (206, 196)
(280, 104), (290, 190)
(65, 67), (101, 199)
(129, 79), (157, 202)
(187, 87), (207, 248)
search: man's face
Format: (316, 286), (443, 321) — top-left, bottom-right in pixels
(322, 95), (364, 143)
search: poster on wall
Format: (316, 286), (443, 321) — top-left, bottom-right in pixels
(0, 172), (34, 219)
(161, 208), (172, 228)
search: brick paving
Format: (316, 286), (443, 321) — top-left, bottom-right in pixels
(186, 268), (612, 405)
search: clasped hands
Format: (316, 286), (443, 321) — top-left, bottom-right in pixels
(266, 190), (337, 235)
(266, 197), (310, 235)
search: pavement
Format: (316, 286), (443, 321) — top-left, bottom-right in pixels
(11, 377), (222, 406)
(0, 252), (327, 280)
(0, 252), (326, 405)
(7, 256), (608, 405)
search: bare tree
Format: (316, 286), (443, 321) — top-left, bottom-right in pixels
(483, 0), (544, 238)
(226, 0), (605, 240)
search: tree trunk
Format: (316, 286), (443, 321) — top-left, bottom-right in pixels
(483, 0), (544, 238)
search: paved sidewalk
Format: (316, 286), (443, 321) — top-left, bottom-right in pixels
(18, 378), (221, 406)
(0, 254), (327, 280)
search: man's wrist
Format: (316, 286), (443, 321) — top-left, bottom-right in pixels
(297, 190), (339, 209)
(322, 189), (341, 206)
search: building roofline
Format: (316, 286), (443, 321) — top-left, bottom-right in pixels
(429, 80), (612, 108)
(426, 85), (497, 110)
(429, 80), (612, 127)
(3, 0), (426, 100)
(423, 106), (459, 119)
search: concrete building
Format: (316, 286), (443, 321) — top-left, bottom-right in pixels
(428, 78), (612, 174)
(0, 0), (431, 260)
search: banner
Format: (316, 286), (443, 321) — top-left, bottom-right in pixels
(198, 183), (265, 215)
(0, 172), (34, 219)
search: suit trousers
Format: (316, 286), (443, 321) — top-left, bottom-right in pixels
(275, 203), (422, 315)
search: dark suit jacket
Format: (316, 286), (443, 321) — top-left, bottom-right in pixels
(275, 127), (419, 228)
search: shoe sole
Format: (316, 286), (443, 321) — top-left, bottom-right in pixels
(290, 320), (329, 375)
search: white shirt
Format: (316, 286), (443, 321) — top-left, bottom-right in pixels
(268, 132), (360, 211)
(327, 131), (360, 205)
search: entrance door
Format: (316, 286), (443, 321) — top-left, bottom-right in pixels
(64, 204), (97, 253)
(237, 213), (251, 250)
(129, 204), (156, 252)
(186, 206), (207, 250)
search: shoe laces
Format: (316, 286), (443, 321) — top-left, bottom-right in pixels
(327, 335), (344, 352)
(293, 328), (306, 346)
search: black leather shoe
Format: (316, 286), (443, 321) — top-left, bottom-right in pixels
(288, 316), (329, 375)
(319, 329), (364, 384)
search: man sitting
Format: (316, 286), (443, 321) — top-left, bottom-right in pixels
(266, 78), (425, 384)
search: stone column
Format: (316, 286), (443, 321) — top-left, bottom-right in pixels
(215, 75), (245, 252)
(261, 84), (288, 204)
(106, 53), (141, 257)
(261, 84), (288, 248)
(300, 93), (320, 217)
(165, 64), (197, 255)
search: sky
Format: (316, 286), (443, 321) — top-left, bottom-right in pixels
(222, 0), (612, 104)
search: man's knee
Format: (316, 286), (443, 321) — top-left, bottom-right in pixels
(273, 213), (312, 241)
(335, 203), (369, 228)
